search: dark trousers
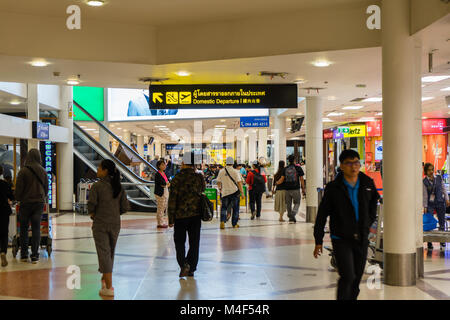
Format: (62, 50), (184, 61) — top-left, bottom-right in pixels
(0, 215), (9, 254)
(19, 203), (44, 258)
(332, 239), (368, 300)
(174, 215), (201, 272)
(220, 193), (240, 226)
(249, 190), (263, 217)
(427, 204), (446, 247)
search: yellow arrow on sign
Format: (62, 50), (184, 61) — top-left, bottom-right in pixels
(153, 92), (163, 103)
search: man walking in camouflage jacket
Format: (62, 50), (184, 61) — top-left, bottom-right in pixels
(168, 152), (206, 277)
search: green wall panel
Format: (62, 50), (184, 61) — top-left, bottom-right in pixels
(73, 86), (104, 121)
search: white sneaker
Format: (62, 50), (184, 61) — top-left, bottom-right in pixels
(99, 287), (114, 297)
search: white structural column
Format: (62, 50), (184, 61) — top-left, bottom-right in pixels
(154, 141), (162, 157)
(248, 130), (257, 163)
(123, 130), (131, 145)
(273, 115), (287, 171)
(414, 41), (424, 279)
(382, 0), (417, 286)
(258, 128), (268, 161)
(56, 86), (74, 211)
(305, 96), (323, 223)
(240, 136), (248, 163)
(27, 84), (40, 150)
(137, 135), (144, 175)
(99, 123), (110, 151)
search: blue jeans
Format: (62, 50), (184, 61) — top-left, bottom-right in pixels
(19, 203), (44, 259)
(220, 193), (240, 226)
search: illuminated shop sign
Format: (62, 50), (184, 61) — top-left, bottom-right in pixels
(148, 84), (298, 109)
(323, 129), (334, 140)
(422, 119), (448, 135)
(44, 141), (53, 205)
(343, 125), (366, 138)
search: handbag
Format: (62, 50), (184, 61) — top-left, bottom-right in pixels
(223, 167), (240, 198)
(198, 192), (214, 222)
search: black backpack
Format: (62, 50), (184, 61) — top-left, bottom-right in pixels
(252, 170), (266, 193)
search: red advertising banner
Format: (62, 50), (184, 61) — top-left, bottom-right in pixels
(366, 120), (382, 137)
(422, 119), (447, 135)
(323, 129), (333, 140)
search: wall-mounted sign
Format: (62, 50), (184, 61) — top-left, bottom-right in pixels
(240, 116), (270, 128)
(366, 120), (382, 137)
(32, 122), (50, 140)
(333, 131), (344, 139)
(323, 129), (334, 140)
(344, 125), (366, 138)
(149, 84), (298, 109)
(422, 119), (448, 135)
(43, 141), (54, 207)
(166, 144), (184, 151)
(338, 127), (350, 134)
(374, 140), (383, 161)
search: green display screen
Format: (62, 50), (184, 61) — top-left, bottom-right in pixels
(73, 86), (104, 121)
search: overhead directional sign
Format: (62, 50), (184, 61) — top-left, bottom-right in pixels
(240, 116), (270, 127)
(149, 84), (298, 109)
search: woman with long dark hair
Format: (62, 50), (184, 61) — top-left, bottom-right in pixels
(273, 161), (287, 222)
(246, 161), (267, 220)
(88, 159), (129, 297)
(154, 159), (169, 228)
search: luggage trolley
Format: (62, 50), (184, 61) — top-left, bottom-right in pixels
(11, 203), (53, 258)
(75, 179), (96, 214)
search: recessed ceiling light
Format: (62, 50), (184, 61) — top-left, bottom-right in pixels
(296, 112), (303, 115)
(357, 117), (375, 122)
(169, 121), (175, 124)
(9, 100), (21, 105)
(30, 60), (50, 67)
(441, 87), (450, 92)
(327, 96), (337, 101)
(327, 112), (345, 117)
(67, 80), (80, 85)
(422, 97), (434, 101)
(342, 106), (364, 110)
(376, 112), (383, 116)
(294, 79), (307, 84)
(176, 71), (191, 77)
(155, 125), (167, 128)
(313, 60), (332, 67)
(220, 119), (226, 122)
(84, 128), (96, 131)
(422, 75), (450, 83)
(322, 118), (333, 122)
(87, 0), (105, 6)
(117, 127), (122, 130)
(363, 97), (383, 102)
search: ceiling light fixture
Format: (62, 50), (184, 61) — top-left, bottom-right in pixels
(363, 97), (383, 102)
(342, 106), (364, 110)
(322, 118), (333, 122)
(327, 112), (345, 117)
(30, 60), (50, 67)
(422, 97), (434, 101)
(9, 100), (21, 105)
(441, 87), (450, 92)
(422, 75), (450, 83)
(376, 112), (383, 116)
(87, 0), (105, 6)
(67, 80), (80, 86)
(313, 60), (332, 67)
(176, 71), (191, 77)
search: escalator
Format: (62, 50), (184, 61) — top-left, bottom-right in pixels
(73, 101), (158, 212)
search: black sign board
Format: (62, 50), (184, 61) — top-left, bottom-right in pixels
(32, 121), (50, 140)
(148, 84), (298, 109)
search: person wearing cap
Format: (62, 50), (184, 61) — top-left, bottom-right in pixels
(217, 157), (244, 229)
(168, 152), (206, 278)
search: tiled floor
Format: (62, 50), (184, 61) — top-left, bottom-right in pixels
(0, 198), (449, 300)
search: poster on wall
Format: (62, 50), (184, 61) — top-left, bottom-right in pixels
(108, 88), (269, 121)
(423, 134), (448, 172)
(374, 140), (383, 161)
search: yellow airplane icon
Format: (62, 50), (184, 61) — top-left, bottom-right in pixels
(152, 92), (163, 103)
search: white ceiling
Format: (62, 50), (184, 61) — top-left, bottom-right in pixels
(0, 0), (363, 27)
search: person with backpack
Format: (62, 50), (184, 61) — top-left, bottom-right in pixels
(276, 155), (305, 223)
(88, 159), (129, 297)
(423, 163), (449, 251)
(313, 150), (380, 300)
(217, 157), (244, 229)
(14, 149), (48, 264)
(168, 152), (206, 278)
(0, 165), (14, 267)
(246, 161), (267, 220)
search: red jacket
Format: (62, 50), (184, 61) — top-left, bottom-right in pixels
(246, 169), (267, 191)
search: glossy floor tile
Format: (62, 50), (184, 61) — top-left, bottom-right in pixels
(0, 199), (449, 300)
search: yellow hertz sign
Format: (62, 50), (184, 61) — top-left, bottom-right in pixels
(343, 125), (366, 138)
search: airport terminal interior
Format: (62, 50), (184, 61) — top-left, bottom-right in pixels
(0, 0), (449, 301)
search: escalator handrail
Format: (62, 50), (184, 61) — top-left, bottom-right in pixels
(73, 122), (154, 186)
(73, 100), (158, 173)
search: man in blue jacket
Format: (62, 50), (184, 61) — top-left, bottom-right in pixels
(313, 149), (380, 300)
